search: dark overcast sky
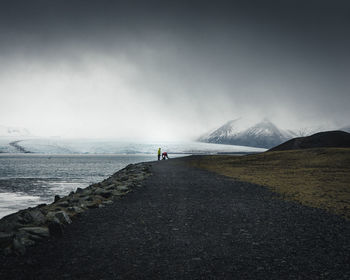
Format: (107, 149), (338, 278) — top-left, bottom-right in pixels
(0, 0), (349, 140)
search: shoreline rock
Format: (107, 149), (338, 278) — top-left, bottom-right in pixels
(0, 162), (152, 255)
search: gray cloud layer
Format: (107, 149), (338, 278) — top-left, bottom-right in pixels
(1, 0), (349, 140)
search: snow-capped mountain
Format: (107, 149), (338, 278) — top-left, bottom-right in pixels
(0, 125), (31, 137)
(199, 119), (295, 149)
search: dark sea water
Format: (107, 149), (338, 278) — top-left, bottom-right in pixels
(0, 154), (167, 218)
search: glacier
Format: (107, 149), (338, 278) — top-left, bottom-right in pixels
(0, 138), (266, 155)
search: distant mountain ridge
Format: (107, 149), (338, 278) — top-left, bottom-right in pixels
(199, 119), (295, 149)
(0, 125), (31, 137)
(269, 131), (350, 151)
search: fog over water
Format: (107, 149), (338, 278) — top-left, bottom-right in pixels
(0, 1), (349, 141)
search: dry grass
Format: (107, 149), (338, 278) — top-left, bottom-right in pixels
(189, 148), (350, 219)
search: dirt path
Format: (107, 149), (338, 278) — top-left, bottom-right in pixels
(1, 157), (350, 279)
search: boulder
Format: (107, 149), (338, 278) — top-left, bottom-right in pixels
(56, 201), (69, 208)
(67, 206), (84, 214)
(19, 227), (49, 239)
(94, 188), (113, 198)
(28, 208), (46, 224)
(93, 187), (104, 194)
(55, 211), (72, 224)
(47, 211), (72, 225)
(117, 185), (129, 192)
(106, 184), (116, 190)
(0, 208), (46, 233)
(0, 213), (22, 232)
(86, 199), (101, 209)
(76, 196), (90, 202)
(120, 176), (129, 181)
(112, 190), (125, 196)
(71, 197), (80, 203)
(102, 200), (113, 205)
(12, 232), (35, 255)
(75, 187), (84, 194)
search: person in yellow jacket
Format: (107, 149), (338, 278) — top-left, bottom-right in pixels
(157, 147), (161, 161)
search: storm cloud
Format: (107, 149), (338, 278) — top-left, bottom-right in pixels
(0, 0), (349, 140)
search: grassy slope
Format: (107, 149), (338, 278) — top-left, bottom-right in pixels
(189, 148), (350, 219)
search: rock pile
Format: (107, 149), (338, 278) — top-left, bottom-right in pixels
(0, 163), (152, 255)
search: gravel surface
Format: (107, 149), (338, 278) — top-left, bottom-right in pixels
(1, 156), (350, 279)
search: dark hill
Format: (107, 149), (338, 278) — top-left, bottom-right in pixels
(269, 130), (350, 151)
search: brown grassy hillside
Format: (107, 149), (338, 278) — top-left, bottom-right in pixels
(189, 148), (350, 219)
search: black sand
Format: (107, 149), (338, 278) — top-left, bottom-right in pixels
(1, 156), (350, 279)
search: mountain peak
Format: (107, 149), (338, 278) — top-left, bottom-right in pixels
(199, 118), (293, 149)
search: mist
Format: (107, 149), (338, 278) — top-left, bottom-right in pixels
(1, 0), (349, 141)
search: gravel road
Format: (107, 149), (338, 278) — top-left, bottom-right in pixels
(1, 156), (350, 279)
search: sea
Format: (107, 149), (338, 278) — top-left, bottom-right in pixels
(0, 140), (265, 218)
(0, 154), (164, 218)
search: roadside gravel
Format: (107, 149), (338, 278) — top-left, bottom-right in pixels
(1, 156), (349, 279)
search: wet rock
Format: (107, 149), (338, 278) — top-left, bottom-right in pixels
(17, 211), (34, 224)
(76, 187), (84, 193)
(94, 188), (113, 198)
(0, 214), (22, 233)
(117, 185), (129, 192)
(71, 197), (80, 203)
(57, 201), (69, 208)
(142, 166), (151, 172)
(125, 164), (134, 169)
(86, 202), (99, 209)
(102, 200), (113, 205)
(101, 192), (113, 198)
(13, 232), (35, 255)
(47, 211), (72, 225)
(93, 187), (104, 194)
(112, 190), (124, 197)
(54, 195), (61, 202)
(67, 206), (84, 214)
(78, 196), (90, 202)
(55, 211), (72, 224)
(106, 184), (116, 190)
(0, 208), (46, 234)
(19, 227), (49, 239)
(120, 176), (129, 181)
(28, 208), (46, 225)
(79, 203), (87, 209)
(132, 175), (145, 181)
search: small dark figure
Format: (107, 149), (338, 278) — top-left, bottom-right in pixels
(158, 148), (161, 161)
(162, 152), (169, 160)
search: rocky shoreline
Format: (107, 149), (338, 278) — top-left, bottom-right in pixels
(0, 162), (152, 255)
